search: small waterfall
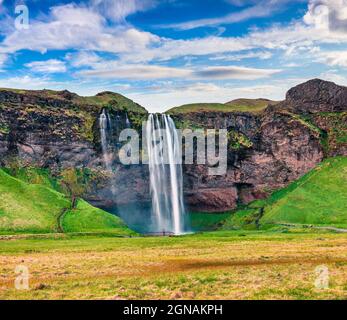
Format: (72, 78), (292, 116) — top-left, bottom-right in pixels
(146, 114), (186, 235)
(99, 109), (113, 172)
(125, 113), (131, 128)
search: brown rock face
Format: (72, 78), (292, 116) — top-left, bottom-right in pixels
(179, 111), (325, 212)
(186, 188), (238, 212)
(173, 79), (347, 212)
(281, 78), (347, 113)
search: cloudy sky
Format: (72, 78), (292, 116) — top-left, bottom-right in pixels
(0, 0), (347, 112)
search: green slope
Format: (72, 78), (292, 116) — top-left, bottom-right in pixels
(62, 200), (134, 235)
(223, 157), (347, 230)
(261, 157), (347, 227)
(0, 169), (69, 234)
(0, 169), (135, 235)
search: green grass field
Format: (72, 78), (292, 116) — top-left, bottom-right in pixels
(0, 230), (346, 300)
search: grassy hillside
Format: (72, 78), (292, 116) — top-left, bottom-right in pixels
(168, 99), (278, 114)
(261, 157), (347, 227)
(62, 200), (134, 235)
(189, 212), (231, 232)
(0, 169), (134, 235)
(0, 88), (147, 114)
(223, 157), (347, 230)
(226, 98), (279, 112)
(0, 169), (69, 234)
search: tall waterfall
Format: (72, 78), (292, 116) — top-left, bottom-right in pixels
(146, 114), (186, 235)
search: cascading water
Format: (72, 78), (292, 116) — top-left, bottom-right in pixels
(125, 113), (131, 128)
(99, 109), (113, 172)
(146, 114), (186, 235)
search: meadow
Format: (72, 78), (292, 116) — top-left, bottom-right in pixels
(1, 230), (346, 300)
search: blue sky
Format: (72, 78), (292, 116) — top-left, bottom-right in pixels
(0, 0), (347, 112)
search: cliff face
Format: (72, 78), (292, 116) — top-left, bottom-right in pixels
(171, 79), (347, 212)
(0, 89), (149, 208)
(0, 79), (346, 213)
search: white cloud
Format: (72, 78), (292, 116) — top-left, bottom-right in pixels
(210, 51), (273, 61)
(164, 4), (274, 30)
(161, 0), (299, 30)
(304, 0), (347, 33)
(91, 0), (157, 22)
(25, 59), (67, 73)
(0, 4), (158, 54)
(317, 50), (347, 67)
(0, 53), (7, 67)
(65, 51), (103, 68)
(79, 64), (191, 79)
(0, 75), (59, 89)
(193, 66), (281, 80)
(78, 62), (281, 80)
(319, 70), (347, 84)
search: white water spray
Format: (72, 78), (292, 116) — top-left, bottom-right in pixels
(146, 114), (186, 235)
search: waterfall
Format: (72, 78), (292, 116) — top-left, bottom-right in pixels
(99, 109), (113, 172)
(125, 113), (131, 128)
(146, 114), (186, 235)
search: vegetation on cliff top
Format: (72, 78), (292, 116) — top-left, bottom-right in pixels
(0, 88), (147, 114)
(168, 99), (279, 114)
(0, 168), (134, 235)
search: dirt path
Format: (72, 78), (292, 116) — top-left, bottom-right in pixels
(278, 223), (347, 233)
(57, 208), (69, 233)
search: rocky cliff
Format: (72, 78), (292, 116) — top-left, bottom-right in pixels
(0, 79), (346, 213)
(170, 79), (347, 211)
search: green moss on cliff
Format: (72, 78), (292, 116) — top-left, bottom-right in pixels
(313, 112), (347, 153)
(0, 123), (9, 134)
(228, 130), (253, 150)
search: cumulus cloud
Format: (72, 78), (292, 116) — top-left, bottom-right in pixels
(25, 59), (67, 73)
(0, 4), (158, 54)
